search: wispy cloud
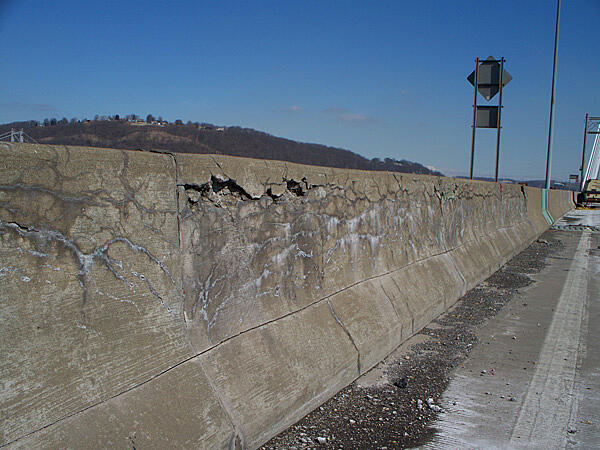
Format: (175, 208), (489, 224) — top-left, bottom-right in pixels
(339, 113), (368, 122)
(322, 107), (349, 115)
(322, 107), (372, 123)
(279, 105), (303, 113)
(0, 101), (57, 113)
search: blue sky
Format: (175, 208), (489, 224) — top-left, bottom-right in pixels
(1, 0), (598, 180)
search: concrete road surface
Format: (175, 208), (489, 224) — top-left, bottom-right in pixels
(555, 209), (600, 231)
(422, 210), (600, 449)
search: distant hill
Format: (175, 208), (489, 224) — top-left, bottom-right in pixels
(0, 119), (443, 176)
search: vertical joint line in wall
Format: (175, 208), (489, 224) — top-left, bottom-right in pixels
(168, 151), (183, 250)
(390, 276), (415, 335)
(447, 252), (467, 298)
(379, 283), (401, 322)
(326, 299), (361, 375)
(166, 151), (186, 325)
(198, 358), (245, 449)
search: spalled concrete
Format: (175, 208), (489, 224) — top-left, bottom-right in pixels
(0, 143), (574, 448)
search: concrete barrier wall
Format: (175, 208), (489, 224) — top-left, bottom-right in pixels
(0, 143), (573, 448)
(548, 188), (574, 222)
(524, 187), (548, 234)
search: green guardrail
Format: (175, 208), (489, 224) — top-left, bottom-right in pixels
(542, 189), (554, 225)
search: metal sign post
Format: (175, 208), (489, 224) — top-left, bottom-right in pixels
(467, 56), (512, 181)
(495, 57), (505, 182)
(469, 57), (479, 179)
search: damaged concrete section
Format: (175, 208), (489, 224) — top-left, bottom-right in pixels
(175, 153), (533, 353)
(173, 153), (564, 447)
(183, 176), (255, 207)
(0, 143), (194, 446)
(0, 144), (574, 449)
(182, 175), (311, 209)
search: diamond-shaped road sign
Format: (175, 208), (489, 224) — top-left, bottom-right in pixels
(467, 56), (512, 101)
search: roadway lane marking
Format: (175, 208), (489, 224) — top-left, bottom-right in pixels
(509, 231), (591, 448)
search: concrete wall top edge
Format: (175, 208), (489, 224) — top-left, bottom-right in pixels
(2, 142), (541, 190)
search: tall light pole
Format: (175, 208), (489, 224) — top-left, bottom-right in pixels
(545, 0), (561, 189)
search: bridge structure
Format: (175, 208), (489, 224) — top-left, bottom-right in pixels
(581, 115), (600, 189)
(0, 129), (25, 143)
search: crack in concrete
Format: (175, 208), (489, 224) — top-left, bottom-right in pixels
(1, 148), (536, 447)
(448, 252), (468, 299)
(1, 218), (535, 447)
(326, 299), (361, 375)
(379, 282), (402, 323)
(198, 358), (246, 450)
(0, 220), (175, 316)
(0, 184), (104, 205)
